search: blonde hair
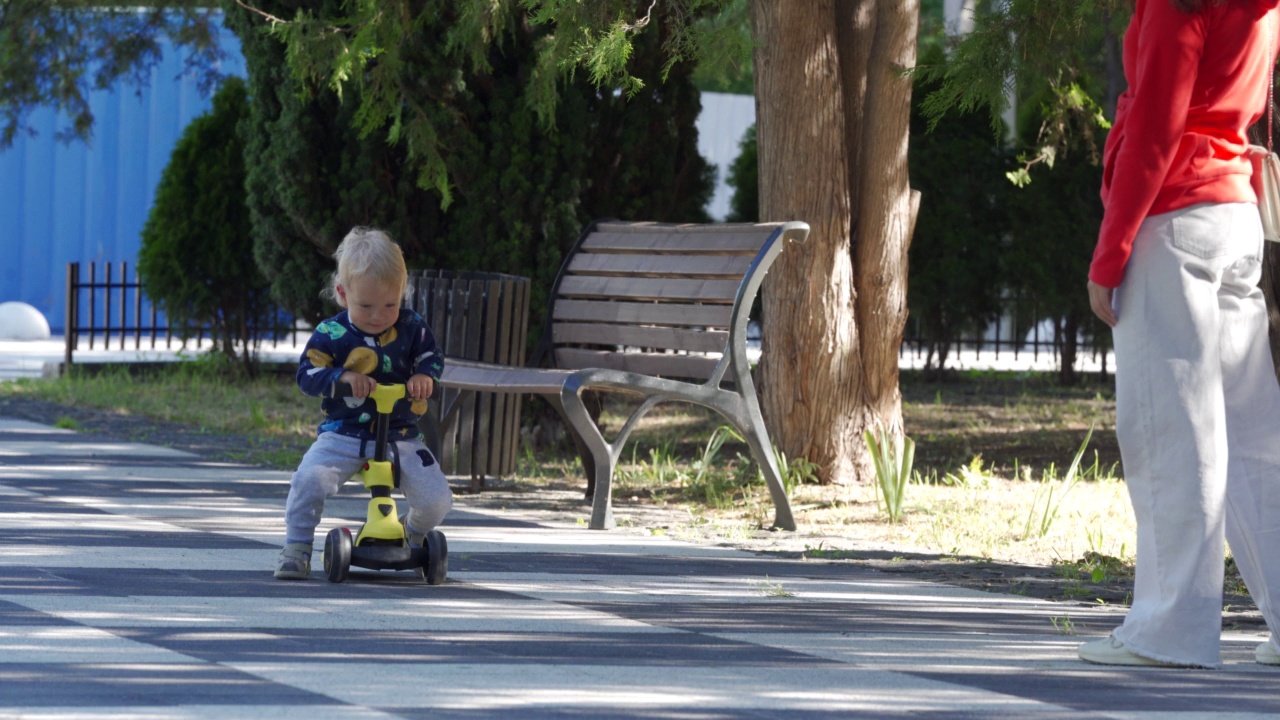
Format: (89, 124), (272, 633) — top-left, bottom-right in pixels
(325, 226), (410, 306)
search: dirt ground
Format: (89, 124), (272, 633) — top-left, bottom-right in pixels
(0, 381), (1264, 632)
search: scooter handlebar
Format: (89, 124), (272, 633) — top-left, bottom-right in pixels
(329, 381), (407, 415)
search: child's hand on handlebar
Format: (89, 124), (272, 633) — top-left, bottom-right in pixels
(338, 371), (378, 399)
(406, 373), (434, 402)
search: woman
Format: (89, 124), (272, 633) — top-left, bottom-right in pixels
(1085, 0), (1280, 668)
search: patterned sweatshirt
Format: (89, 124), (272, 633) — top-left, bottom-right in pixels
(296, 308), (444, 441)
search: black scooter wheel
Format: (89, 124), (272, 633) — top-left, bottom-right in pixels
(425, 529), (448, 585)
(324, 527), (352, 583)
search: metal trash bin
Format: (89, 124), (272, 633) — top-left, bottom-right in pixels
(412, 270), (530, 490)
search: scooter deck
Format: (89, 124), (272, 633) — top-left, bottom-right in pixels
(349, 544), (430, 572)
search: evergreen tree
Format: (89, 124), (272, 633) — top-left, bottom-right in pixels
(725, 125), (758, 223)
(225, 2), (712, 328)
(907, 48), (1010, 375)
(137, 76), (274, 370)
(1006, 82), (1109, 386)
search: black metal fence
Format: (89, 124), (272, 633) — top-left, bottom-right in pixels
(898, 304), (1113, 374)
(64, 261), (301, 367)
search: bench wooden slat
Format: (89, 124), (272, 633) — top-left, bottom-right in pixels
(441, 361), (572, 394)
(582, 231), (769, 254)
(552, 299), (733, 328)
(554, 347), (720, 379)
(557, 276), (740, 303)
(553, 322), (728, 354)
(594, 222), (781, 235)
(567, 253), (753, 278)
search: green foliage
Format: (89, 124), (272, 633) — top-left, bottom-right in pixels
(250, 0), (730, 203)
(907, 46), (1010, 374)
(1005, 74), (1111, 384)
(916, 0), (1126, 172)
(916, 0), (949, 59)
(0, 2), (225, 148)
(776, 450), (820, 495)
(864, 426), (916, 524)
(1022, 425), (1093, 539)
(137, 76), (275, 371)
(227, 1), (713, 331)
(226, 1), (447, 324)
(1007, 80), (1112, 186)
(1005, 157), (1107, 381)
(689, 0), (753, 94)
(916, 1), (1122, 383)
(725, 125), (758, 223)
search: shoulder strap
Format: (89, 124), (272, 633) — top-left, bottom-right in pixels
(1269, 12), (1275, 152)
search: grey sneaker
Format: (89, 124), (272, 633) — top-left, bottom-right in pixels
(1258, 640), (1280, 666)
(401, 514), (425, 548)
(400, 515), (427, 581)
(274, 542), (312, 580)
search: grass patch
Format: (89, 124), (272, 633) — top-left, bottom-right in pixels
(3, 362), (316, 436)
(0, 360), (317, 468)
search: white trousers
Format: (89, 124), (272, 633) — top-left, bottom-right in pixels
(283, 432), (453, 546)
(1112, 202), (1280, 667)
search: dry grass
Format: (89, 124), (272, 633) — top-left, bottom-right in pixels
(550, 370), (1135, 569)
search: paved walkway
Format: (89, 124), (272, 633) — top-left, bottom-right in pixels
(0, 416), (1277, 718)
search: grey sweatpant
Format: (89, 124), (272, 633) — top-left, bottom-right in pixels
(283, 432), (453, 546)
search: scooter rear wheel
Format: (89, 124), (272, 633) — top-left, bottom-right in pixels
(324, 527), (353, 583)
(425, 530), (448, 585)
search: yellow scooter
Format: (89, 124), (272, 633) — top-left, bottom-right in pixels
(322, 382), (447, 584)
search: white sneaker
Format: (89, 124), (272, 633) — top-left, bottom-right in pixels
(1257, 640), (1280, 666)
(1078, 636), (1180, 667)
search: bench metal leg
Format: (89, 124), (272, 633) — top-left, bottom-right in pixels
(733, 409), (797, 531)
(557, 387), (617, 530)
(701, 391), (797, 532)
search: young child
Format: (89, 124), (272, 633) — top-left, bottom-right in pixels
(275, 226), (452, 580)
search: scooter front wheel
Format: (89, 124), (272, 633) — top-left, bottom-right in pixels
(324, 527), (353, 583)
(425, 530), (448, 585)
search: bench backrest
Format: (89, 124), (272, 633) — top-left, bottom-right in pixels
(534, 220), (809, 383)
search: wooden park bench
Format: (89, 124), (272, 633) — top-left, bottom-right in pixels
(436, 220), (810, 530)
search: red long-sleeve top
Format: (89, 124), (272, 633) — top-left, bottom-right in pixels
(1091, 0), (1280, 288)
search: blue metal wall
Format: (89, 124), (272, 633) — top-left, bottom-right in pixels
(0, 24), (245, 333)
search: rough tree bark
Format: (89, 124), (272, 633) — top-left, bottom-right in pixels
(750, 0), (919, 485)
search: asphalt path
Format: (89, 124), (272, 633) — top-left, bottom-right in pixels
(1, 416), (1277, 719)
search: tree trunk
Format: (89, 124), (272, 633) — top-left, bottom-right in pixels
(1059, 311), (1080, 386)
(750, 0), (918, 485)
(842, 0), (919, 453)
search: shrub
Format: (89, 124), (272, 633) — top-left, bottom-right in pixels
(137, 76), (275, 372)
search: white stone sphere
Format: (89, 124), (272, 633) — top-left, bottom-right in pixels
(0, 301), (52, 340)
